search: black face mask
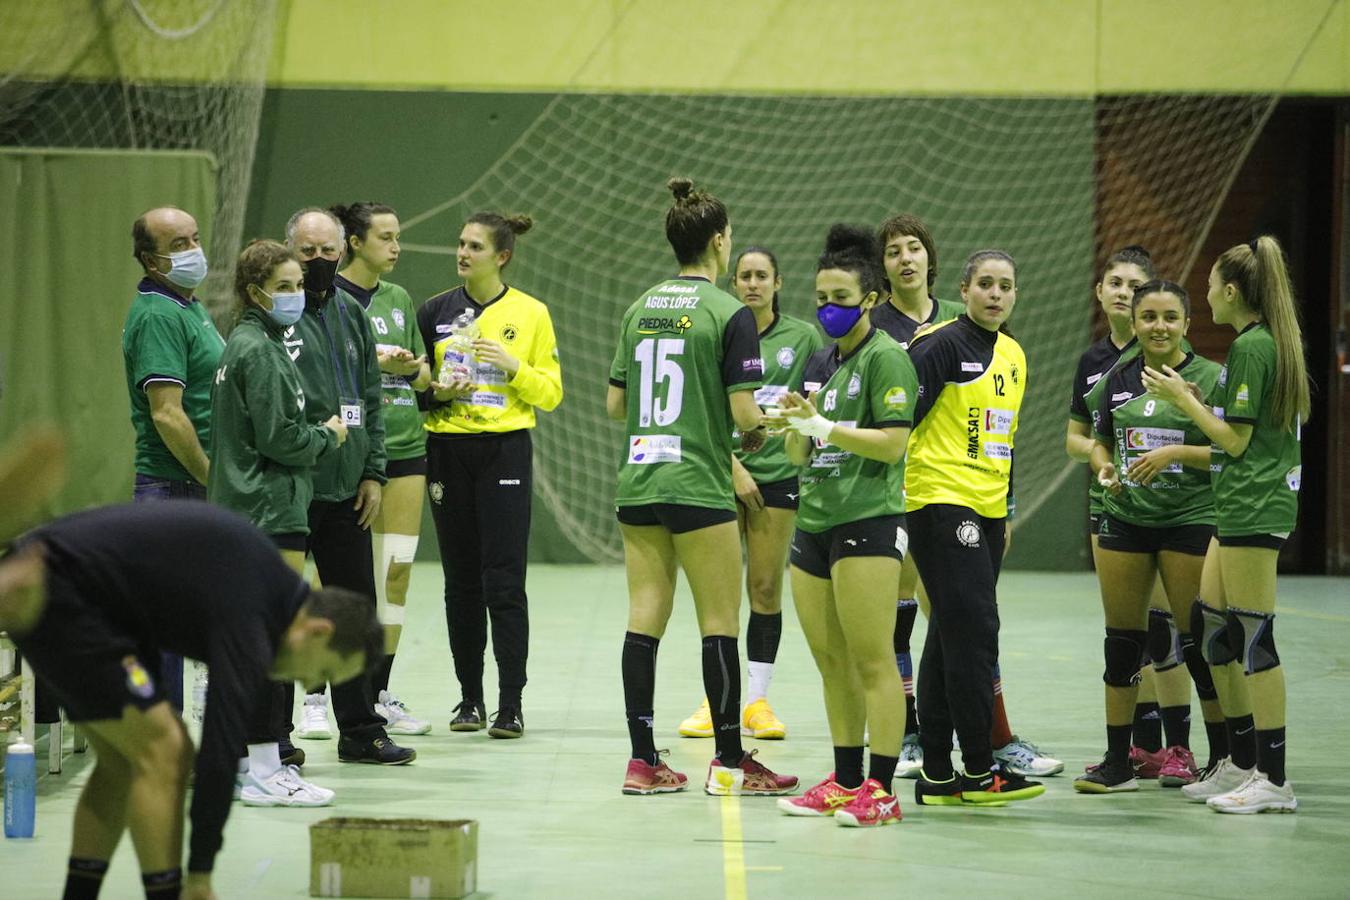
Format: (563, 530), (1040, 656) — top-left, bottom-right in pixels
(303, 256), (339, 299)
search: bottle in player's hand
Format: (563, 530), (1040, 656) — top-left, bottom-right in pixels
(438, 310), (480, 384)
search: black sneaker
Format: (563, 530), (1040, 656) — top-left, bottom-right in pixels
(338, 735), (416, 765)
(1073, 756), (1138, 794)
(961, 766), (1045, 804)
(914, 769), (966, 806)
(279, 741), (306, 768)
(449, 700), (487, 732)
(488, 707), (524, 739)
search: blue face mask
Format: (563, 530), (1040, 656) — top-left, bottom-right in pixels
(261, 289), (306, 327)
(817, 302), (865, 338)
(157, 246), (208, 290)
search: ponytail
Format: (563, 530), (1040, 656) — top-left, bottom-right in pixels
(1215, 235), (1310, 431)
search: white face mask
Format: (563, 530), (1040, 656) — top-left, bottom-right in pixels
(156, 246), (208, 290)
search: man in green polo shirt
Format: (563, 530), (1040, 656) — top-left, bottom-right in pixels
(122, 205), (225, 710)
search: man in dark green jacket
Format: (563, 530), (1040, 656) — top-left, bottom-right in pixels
(285, 207), (414, 765)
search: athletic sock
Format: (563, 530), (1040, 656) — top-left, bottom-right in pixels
(990, 665), (1013, 749)
(622, 632), (659, 766)
(247, 742), (282, 781)
(894, 597), (918, 692)
(373, 654), (395, 695)
(833, 745), (865, 790)
(745, 612), (782, 704)
(702, 635), (744, 766)
(1133, 701), (1162, 752)
(1106, 723), (1133, 767)
(64, 857), (109, 900)
(1256, 727), (1287, 786)
(868, 753), (899, 795)
(1203, 719), (1229, 768)
(1227, 714), (1258, 770)
(141, 868), (182, 898)
(1161, 705), (1191, 749)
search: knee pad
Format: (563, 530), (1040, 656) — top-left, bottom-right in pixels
(1180, 633), (1218, 701)
(1147, 608), (1183, 671)
(385, 533), (419, 565)
(1227, 607), (1280, 675)
(1190, 599), (1239, 666)
(1103, 628), (1148, 687)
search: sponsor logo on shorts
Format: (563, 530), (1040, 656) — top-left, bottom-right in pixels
(803, 381), (822, 393)
(776, 347), (795, 367)
(499, 479), (521, 486)
(436, 323), (454, 333)
(896, 527), (909, 556)
(429, 481), (445, 504)
(956, 521), (982, 547)
(122, 656), (155, 699)
(1285, 465), (1302, 491)
(1086, 372), (1103, 386)
(1112, 391), (1133, 402)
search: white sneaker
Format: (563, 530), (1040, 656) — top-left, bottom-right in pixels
(1181, 757), (1253, 803)
(240, 765), (335, 808)
(993, 736), (1064, 777)
(1207, 770), (1297, 814)
(897, 733), (924, 779)
(233, 771), (244, 801)
(296, 693), (333, 740)
(376, 690), (431, 736)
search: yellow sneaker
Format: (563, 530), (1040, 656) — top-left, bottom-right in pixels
(741, 698), (787, 740)
(678, 699), (714, 738)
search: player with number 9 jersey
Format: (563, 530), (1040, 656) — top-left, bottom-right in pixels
(610, 279), (763, 511)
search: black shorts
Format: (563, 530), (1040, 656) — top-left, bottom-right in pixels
(12, 568), (165, 723)
(1218, 532), (1288, 550)
(272, 532), (308, 553)
(790, 515), (907, 579)
(746, 477), (800, 511)
(386, 455), (428, 479)
(616, 503), (737, 535)
(1097, 515), (1213, 556)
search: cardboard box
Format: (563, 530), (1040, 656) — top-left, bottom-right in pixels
(310, 817), (477, 898)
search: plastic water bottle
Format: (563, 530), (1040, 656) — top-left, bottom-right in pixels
(438, 309), (479, 383)
(4, 739), (35, 838)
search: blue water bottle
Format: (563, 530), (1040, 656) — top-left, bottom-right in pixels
(4, 739), (35, 838)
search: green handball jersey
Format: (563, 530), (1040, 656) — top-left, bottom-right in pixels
(735, 313), (824, 485)
(1212, 323), (1302, 537)
(1091, 352), (1222, 527)
(610, 277), (763, 511)
(340, 277), (426, 462)
(796, 329), (918, 532)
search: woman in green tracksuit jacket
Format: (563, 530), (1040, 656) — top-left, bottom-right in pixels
(208, 240), (347, 803)
(209, 241), (347, 546)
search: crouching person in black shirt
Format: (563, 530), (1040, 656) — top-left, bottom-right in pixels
(0, 503), (382, 900)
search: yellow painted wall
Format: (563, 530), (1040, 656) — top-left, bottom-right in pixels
(267, 0), (1349, 94)
(4, 0), (1346, 93)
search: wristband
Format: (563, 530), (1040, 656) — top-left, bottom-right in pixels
(789, 414), (834, 441)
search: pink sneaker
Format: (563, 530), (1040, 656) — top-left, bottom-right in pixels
(834, 779), (903, 827)
(1129, 746), (1167, 779)
(622, 754), (688, 795)
(706, 750), (798, 796)
(1158, 746), (1200, 787)
(777, 773), (860, 816)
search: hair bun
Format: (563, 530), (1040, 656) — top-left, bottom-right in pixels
(505, 214), (533, 235)
(667, 177), (695, 201)
(824, 223), (876, 256)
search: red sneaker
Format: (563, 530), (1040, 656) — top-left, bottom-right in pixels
(777, 773), (860, 816)
(705, 750), (798, 796)
(1158, 746), (1200, 787)
(835, 779), (902, 827)
(1129, 746), (1167, 779)
(623, 753), (688, 795)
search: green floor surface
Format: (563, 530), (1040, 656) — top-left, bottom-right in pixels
(3, 565), (1348, 898)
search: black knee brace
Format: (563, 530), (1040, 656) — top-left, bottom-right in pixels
(1103, 628), (1149, 687)
(1180, 633), (1218, 701)
(1147, 608), (1183, 671)
(1227, 607), (1280, 675)
(1189, 599), (1239, 666)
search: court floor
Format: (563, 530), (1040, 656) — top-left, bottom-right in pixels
(4, 564), (1349, 898)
